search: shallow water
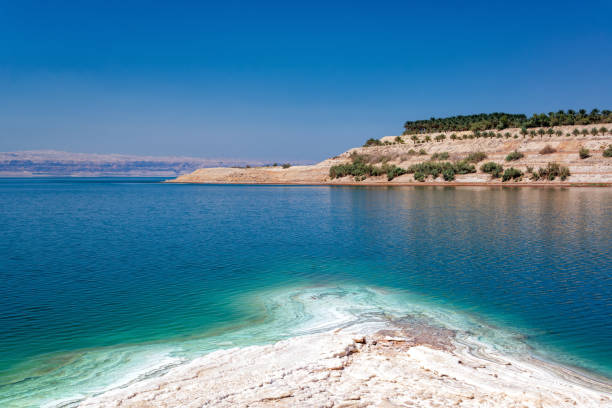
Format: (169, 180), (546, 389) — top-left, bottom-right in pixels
(0, 179), (610, 406)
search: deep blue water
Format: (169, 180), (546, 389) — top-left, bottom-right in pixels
(0, 178), (611, 406)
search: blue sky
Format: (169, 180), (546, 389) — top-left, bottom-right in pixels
(1, 1), (611, 161)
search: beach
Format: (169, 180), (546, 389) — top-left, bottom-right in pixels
(79, 321), (611, 407)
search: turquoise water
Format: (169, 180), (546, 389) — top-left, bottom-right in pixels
(0, 178), (611, 406)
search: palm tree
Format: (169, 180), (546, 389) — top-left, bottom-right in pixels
(520, 127), (528, 138)
(546, 128), (555, 137)
(538, 128), (545, 138)
(591, 127), (599, 136)
(530, 130), (536, 138)
(581, 129), (589, 136)
(556, 130), (563, 137)
(572, 128), (580, 137)
(600, 126), (608, 135)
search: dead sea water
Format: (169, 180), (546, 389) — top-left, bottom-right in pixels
(0, 179), (610, 406)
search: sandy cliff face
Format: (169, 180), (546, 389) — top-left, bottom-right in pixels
(168, 124), (612, 185)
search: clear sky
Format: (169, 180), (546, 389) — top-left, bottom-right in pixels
(1, 1), (611, 161)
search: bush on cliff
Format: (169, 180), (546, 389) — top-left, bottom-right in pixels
(603, 145), (612, 157)
(502, 168), (523, 182)
(480, 162), (504, 178)
(363, 138), (383, 147)
(406, 160), (475, 182)
(505, 150), (524, 161)
(579, 147), (590, 159)
(533, 162), (570, 181)
(465, 151), (487, 163)
(384, 164), (407, 181)
(431, 152), (450, 160)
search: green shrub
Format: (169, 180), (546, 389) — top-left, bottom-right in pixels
(603, 145), (612, 157)
(579, 147), (590, 159)
(363, 138), (383, 147)
(480, 162), (504, 178)
(384, 164), (407, 181)
(418, 149), (428, 155)
(559, 166), (570, 180)
(407, 149), (417, 155)
(329, 155), (377, 179)
(414, 171), (426, 182)
(395, 136), (404, 144)
(502, 167), (523, 182)
(282, 163), (291, 169)
(539, 145), (556, 154)
(329, 155), (407, 181)
(406, 160), (475, 181)
(465, 151), (487, 163)
(454, 160), (477, 174)
(431, 152), (450, 160)
(534, 162), (571, 181)
(505, 150), (524, 161)
(442, 167), (455, 181)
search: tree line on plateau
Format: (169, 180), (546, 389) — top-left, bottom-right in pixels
(402, 109), (612, 134)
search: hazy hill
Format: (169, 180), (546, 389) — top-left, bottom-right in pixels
(0, 151), (286, 177)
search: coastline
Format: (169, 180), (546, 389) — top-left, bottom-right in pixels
(166, 124), (612, 187)
(79, 321), (612, 407)
(166, 180), (612, 187)
(34, 285), (611, 407)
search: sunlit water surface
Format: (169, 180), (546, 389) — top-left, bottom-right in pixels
(0, 179), (610, 406)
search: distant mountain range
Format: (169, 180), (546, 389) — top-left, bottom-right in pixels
(0, 150), (304, 177)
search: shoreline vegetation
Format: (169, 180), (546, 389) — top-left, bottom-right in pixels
(168, 110), (612, 186)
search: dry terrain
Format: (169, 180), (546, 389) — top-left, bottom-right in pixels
(169, 124), (612, 185)
(79, 325), (611, 408)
